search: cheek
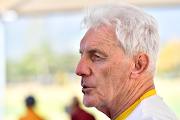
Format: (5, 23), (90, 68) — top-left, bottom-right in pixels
(96, 63), (112, 82)
(104, 61), (122, 78)
(104, 61), (128, 87)
(99, 61), (118, 78)
(95, 65), (112, 94)
(103, 67), (110, 79)
(95, 57), (128, 87)
(98, 63), (119, 89)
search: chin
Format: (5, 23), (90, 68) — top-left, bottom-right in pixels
(83, 95), (97, 107)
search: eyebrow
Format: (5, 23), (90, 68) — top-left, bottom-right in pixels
(79, 48), (108, 57)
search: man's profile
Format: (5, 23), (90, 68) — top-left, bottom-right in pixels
(75, 2), (179, 120)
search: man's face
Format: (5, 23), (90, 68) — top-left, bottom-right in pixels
(75, 25), (132, 108)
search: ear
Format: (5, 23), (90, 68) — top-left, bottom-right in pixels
(130, 53), (149, 79)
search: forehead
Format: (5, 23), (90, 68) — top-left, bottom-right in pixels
(80, 26), (117, 51)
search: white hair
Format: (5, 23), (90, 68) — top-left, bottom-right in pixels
(81, 2), (160, 73)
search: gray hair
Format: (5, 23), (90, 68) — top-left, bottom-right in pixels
(81, 2), (160, 73)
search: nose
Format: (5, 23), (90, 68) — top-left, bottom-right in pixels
(75, 56), (91, 76)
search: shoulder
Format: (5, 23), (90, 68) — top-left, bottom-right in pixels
(127, 95), (179, 120)
(19, 118), (24, 120)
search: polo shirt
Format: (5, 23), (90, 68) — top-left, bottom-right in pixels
(115, 89), (179, 120)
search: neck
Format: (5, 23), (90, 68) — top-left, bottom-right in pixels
(27, 106), (34, 111)
(97, 77), (155, 120)
(112, 84), (155, 120)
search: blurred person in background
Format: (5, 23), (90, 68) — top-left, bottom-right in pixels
(19, 96), (45, 120)
(75, 1), (179, 120)
(67, 97), (96, 120)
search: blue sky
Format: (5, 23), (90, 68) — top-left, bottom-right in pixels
(4, 6), (180, 61)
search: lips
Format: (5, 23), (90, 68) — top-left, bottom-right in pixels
(82, 84), (90, 90)
(82, 84), (94, 93)
(82, 84), (89, 88)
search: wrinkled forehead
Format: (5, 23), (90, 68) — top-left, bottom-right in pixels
(80, 25), (118, 49)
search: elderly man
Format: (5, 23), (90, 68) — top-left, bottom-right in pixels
(75, 2), (179, 120)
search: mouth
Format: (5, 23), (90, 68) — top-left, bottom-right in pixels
(82, 84), (88, 89)
(82, 85), (94, 93)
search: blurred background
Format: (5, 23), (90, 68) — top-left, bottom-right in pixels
(0, 0), (180, 120)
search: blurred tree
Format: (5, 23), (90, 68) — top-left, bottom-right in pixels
(6, 42), (80, 83)
(157, 39), (180, 76)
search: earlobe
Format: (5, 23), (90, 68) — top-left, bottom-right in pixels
(130, 73), (139, 79)
(130, 53), (149, 79)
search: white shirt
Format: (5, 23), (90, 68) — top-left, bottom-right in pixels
(126, 95), (179, 120)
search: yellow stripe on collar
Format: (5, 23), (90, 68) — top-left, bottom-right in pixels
(115, 89), (157, 120)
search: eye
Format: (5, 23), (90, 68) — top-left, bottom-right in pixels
(95, 54), (100, 58)
(92, 54), (101, 61)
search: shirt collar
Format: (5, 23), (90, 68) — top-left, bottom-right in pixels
(115, 89), (157, 120)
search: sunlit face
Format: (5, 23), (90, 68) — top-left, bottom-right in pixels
(75, 25), (132, 108)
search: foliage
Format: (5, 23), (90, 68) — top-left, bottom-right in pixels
(157, 40), (180, 76)
(6, 42), (80, 82)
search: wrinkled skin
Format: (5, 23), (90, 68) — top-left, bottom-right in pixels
(75, 25), (135, 117)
